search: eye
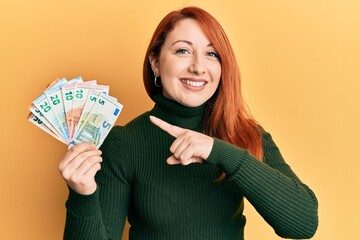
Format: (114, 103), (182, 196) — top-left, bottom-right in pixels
(207, 51), (219, 59)
(175, 48), (191, 55)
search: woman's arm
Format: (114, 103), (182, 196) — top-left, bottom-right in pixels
(207, 130), (319, 239)
(150, 116), (318, 238)
(61, 128), (130, 240)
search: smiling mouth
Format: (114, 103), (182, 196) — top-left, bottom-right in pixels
(180, 79), (207, 87)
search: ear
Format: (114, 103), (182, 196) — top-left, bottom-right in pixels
(149, 54), (159, 76)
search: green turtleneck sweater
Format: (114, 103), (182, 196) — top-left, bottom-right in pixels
(63, 94), (318, 240)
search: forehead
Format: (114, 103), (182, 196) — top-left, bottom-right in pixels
(165, 18), (211, 45)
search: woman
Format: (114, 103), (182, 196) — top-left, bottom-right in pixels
(59, 6), (318, 240)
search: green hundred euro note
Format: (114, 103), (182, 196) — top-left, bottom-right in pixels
(69, 93), (123, 149)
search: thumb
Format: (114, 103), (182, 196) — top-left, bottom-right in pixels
(166, 156), (204, 165)
(167, 156), (181, 165)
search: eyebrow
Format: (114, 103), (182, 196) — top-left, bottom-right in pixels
(171, 40), (213, 47)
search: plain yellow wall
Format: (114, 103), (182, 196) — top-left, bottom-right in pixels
(1, 0), (359, 239)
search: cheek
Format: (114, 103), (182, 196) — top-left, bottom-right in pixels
(160, 83), (174, 101)
(211, 64), (222, 84)
(159, 56), (188, 76)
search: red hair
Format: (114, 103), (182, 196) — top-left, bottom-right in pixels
(143, 6), (263, 161)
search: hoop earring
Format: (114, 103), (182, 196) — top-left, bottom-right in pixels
(154, 75), (161, 87)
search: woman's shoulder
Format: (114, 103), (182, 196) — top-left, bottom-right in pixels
(107, 111), (152, 140)
(258, 125), (276, 148)
(124, 111), (152, 128)
(100, 112), (152, 157)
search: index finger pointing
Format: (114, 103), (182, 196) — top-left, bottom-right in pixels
(149, 115), (184, 138)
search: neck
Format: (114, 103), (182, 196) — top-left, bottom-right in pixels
(149, 94), (207, 130)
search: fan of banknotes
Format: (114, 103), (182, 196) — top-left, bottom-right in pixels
(27, 76), (123, 149)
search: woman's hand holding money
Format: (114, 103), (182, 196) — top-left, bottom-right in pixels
(58, 143), (102, 195)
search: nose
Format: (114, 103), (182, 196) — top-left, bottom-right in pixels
(188, 54), (206, 75)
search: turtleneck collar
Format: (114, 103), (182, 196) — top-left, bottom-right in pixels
(149, 94), (207, 131)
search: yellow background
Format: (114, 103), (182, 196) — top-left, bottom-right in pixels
(1, 0), (359, 239)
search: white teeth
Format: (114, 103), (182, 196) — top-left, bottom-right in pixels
(181, 80), (205, 87)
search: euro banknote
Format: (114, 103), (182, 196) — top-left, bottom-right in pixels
(69, 92), (123, 148)
(28, 76), (123, 149)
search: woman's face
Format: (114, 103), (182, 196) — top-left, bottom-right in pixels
(150, 18), (221, 107)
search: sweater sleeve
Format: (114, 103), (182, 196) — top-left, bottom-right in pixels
(63, 127), (131, 240)
(206, 130), (318, 239)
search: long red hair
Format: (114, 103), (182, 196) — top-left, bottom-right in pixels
(143, 6), (263, 161)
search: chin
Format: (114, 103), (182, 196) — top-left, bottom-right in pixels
(179, 98), (206, 107)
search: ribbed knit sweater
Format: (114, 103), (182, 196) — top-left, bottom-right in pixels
(64, 94), (318, 240)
